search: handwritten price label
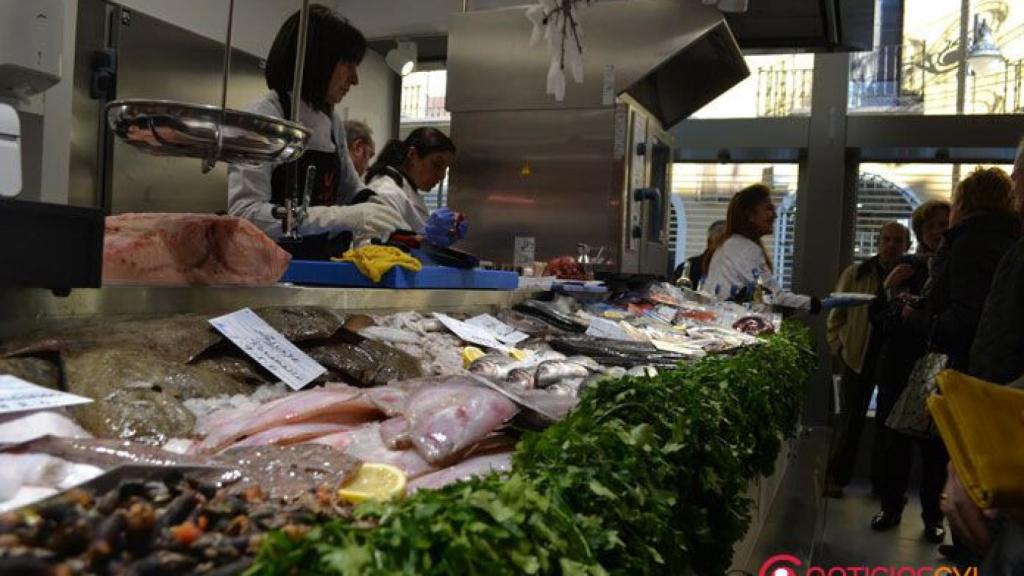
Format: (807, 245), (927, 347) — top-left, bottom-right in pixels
(209, 308), (326, 391)
(0, 375), (93, 414)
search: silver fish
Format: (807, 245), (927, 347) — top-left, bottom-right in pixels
(469, 354), (514, 378)
(535, 360), (590, 388)
(506, 368), (536, 391)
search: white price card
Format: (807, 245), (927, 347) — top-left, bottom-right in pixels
(209, 308), (326, 391)
(585, 317), (634, 341)
(433, 313), (507, 350)
(0, 374), (93, 414)
(466, 314), (530, 346)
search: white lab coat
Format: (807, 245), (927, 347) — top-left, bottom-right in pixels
(226, 92), (363, 239)
(366, 168), (430, 233)
(703, 235), (812, 309)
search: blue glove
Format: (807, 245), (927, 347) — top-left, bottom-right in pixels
(423, 207), (468, 248)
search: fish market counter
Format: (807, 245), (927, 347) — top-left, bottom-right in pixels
(0, 286), (539, 339)
(0, 284), (815, 574)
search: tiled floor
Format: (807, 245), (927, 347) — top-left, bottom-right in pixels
(741, 427), (950, 574)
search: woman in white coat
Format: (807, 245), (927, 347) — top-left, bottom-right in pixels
(360, 128), (465, 247)
(227, 5), (403, 258)
(703, 183), (823, 312)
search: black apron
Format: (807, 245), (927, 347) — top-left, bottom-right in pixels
(270, 90), (349, 260)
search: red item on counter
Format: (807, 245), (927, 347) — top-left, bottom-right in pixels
(103, 213), (292, 286)
(543, 256), (587, 280)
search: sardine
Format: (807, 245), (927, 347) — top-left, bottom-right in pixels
(535, 361), (590, 388)
(505, 368), (535, 391)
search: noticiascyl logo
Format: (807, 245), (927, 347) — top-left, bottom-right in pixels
(760, 554), (802, 576)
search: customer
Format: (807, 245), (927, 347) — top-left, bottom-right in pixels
(825, 222), (910, 499)
(703, 184), (823, 311)
(344, 120), (375, 178)
(673, 219), (724, 287)
(898, 167), (1019, 552)
(870, 201), (950, 541)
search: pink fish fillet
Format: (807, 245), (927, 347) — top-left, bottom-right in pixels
(363, 387), (408, 418)
(219, 422), (356, 452)
(405, 384), (518, 467)
(102, 213), (291, 286)
(312, 423), (436, 479)
(379, 416), (411, 449)
(406, 451), (513, 494)
(198, 389), (380, 453)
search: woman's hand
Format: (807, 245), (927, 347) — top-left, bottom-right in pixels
(884, 264), (914, 290)
(941, 462), (997, 554)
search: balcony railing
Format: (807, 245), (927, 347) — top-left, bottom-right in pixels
(756, 67), (813, 117)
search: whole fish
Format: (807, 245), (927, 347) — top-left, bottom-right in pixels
(505, 368), (535, 391)
(379, 416), (411, 449)
(535, 361), (590, 388)
(405, 383), (518, 467)
(468, 354), (514, 379)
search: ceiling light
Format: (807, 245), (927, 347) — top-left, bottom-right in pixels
(386, 41), (418, 77)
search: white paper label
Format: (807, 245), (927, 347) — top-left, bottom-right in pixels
(585, 317), (634, 341)
(513, 236), (536, 269)
(209, 308), (326, 391)
(0, 375), (93, 414)
(466, 314), (530, 345)
(433, 313), (509, 350)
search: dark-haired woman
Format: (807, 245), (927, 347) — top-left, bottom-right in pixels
(228, 5), (402, 255)
(702, 184), (822, 311)
(361, 127), (463, 246)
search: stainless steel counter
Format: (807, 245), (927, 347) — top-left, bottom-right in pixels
(0, 286), (538, 338)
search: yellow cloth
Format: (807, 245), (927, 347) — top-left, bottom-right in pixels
(334, 245), (421, 283)
(929, 370), (1024, 509)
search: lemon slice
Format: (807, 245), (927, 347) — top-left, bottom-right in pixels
(338, 463), (407, 504)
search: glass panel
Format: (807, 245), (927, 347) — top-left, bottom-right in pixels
(852, 163), (1013, 261)
(690, 54), (814, 119)
(400, 70), (450, 123)
(671, 163), (800, 289)
(850, 0), (1024, 115)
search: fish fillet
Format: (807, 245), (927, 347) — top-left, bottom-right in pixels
(406, 451), (513, 494)
(312, 423), (436, 479)
(198, 388), (380, 452)
(102, 213), (291, 286)
(222, 422), (355, 452)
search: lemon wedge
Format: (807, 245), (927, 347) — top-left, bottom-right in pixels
(461, 346), (486, 368)
(338, 463), (407, 504)
(507, 348), (529, 361)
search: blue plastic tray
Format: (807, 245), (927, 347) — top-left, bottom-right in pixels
(281, 260), (518, 290)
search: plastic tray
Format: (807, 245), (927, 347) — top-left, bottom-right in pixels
(281, 260), (518, 290)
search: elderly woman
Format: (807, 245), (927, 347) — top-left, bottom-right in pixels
(871, 200), (951, 540)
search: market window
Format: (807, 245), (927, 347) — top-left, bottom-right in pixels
(690, 54), (814, 119)
(671, 163), (799, 290)
(400, 70), (450, 123)
(849, 0), (1024, 115)
(852, 162), (1014, 261)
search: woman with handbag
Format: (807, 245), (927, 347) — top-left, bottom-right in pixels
(875, 168), (1021, 543)
(871, 200), (950, 540)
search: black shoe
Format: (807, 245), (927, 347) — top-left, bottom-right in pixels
(924, 523), (946, 543)
(871, 510), (902, 531)
(938, 544), (959, 560)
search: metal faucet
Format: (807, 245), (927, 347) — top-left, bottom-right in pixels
(275, 164), (314, 240)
